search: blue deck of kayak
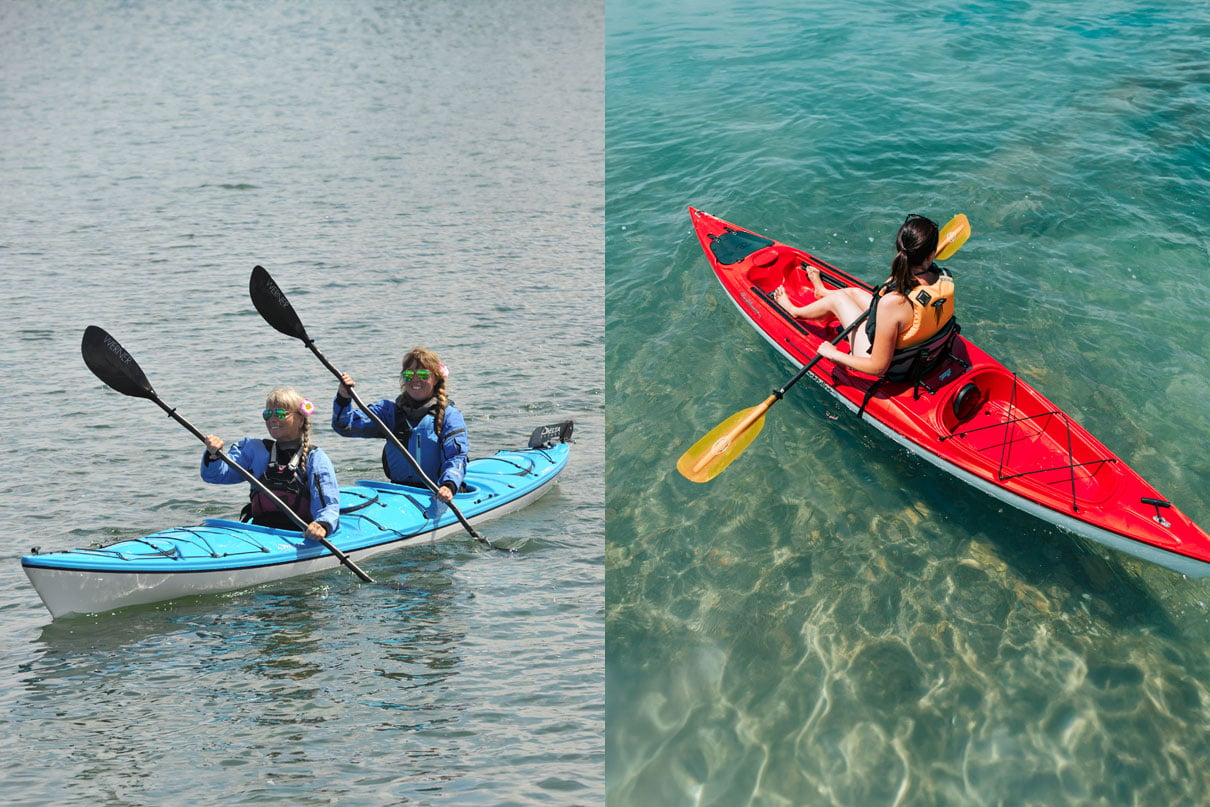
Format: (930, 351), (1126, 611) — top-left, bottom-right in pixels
(22, 444), (568, 575)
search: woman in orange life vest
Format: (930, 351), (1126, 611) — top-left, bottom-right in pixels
(201, 388), (341, 542)
(772, 214), (953, 376)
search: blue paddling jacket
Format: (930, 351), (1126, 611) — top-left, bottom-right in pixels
(331, 395), (469, 493)
(201, 439), (341, 534)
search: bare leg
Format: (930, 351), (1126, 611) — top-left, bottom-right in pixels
(775, 286), (874, 356)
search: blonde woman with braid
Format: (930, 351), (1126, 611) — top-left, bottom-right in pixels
(331, 347), (469, 504)
(202, 388), (341, 540)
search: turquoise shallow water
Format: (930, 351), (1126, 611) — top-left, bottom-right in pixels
(607, 1), (1210, 804)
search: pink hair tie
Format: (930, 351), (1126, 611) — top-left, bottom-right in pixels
(439, 363), (449, 379)
(299, 399), (315, 418)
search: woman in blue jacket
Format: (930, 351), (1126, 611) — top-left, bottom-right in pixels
(331, 347), (469, 502)
(202, 388), (341, 539)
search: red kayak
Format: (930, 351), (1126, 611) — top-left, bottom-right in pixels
(688, 206), (1210, 578)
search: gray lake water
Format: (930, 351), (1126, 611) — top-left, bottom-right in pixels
(0, 2), (603, 804)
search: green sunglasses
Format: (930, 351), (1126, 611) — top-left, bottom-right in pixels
(262, 408), (292, 421)
(401, 369), (432, 381)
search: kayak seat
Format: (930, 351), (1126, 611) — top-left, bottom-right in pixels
(857, 318), (968, 418)
(885, 317), (964, 387)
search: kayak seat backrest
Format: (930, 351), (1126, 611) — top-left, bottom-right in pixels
(857, 318), (966, 418)
(884, 317), (961, 384)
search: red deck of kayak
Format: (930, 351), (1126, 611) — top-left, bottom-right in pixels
(689, 206), (1210, 577)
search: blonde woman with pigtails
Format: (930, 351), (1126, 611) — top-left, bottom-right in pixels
(331, 347), (470, 504)
(202, 388), (341, 540)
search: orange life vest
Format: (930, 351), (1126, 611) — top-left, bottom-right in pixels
(864, 267), (955, 349)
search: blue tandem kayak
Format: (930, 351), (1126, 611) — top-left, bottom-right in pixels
(22, 422), (573, 618)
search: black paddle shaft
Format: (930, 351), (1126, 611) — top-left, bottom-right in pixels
(80, 326), (375, 583)
(772, 308), (872, 400)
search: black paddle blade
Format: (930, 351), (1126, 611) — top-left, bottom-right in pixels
(249, 265), (309, 341)
(81, 325), (157, 400)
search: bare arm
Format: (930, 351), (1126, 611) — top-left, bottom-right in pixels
(818, 295), (906, 377)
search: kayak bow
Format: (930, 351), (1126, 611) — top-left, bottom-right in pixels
(688, 206), (1210, 578)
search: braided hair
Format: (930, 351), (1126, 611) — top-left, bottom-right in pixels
(264, 387), (314, 465)
(889, 214), (940, 295)
(399, 347), (449, 438)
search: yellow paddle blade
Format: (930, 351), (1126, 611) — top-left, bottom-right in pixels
(676, 396), (777, 483)
(936, 213), (970, 261)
